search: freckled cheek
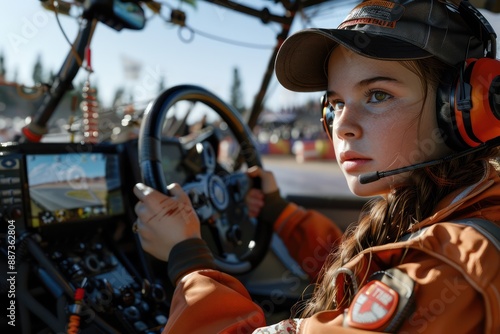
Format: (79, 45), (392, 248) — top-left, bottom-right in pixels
(394, 126), (418, 152)
(365, 121), (402, 148)
(372, 119), (419, 166)
(391, 122), (428, 167)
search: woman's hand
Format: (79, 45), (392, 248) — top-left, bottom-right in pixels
(245, 166), (280, 218)
(245, 188), (265, 218)
(133, 183), (201, 261)
(247, 166), (279, 194)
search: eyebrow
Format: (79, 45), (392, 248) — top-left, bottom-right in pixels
(326, 76), (401, 97)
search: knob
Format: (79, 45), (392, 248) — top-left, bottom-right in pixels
(119, 286), (136, 306)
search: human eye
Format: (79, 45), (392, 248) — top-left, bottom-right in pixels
(365, 90), (392, 103)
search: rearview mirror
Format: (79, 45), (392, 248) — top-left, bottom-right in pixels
(84, 0), (146, 31)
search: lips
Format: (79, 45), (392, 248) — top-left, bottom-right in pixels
(339, 151), (372, 172)
(339, 151), (371, 163)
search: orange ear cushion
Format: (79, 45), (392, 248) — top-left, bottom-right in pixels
(453, 57), (500, 147)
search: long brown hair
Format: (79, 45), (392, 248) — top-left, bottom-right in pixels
(297, 57), (500, 317)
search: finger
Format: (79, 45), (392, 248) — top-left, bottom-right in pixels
(245, 191), (264, 217)
(134, 200), (144, 216)
(246, 196), (264, 208)
(245, 189), (264, 206)
(247, 166), (262, 178)
(166, 183), (183, 196)
(134, 200), (156, 220)
(247, 188), (264, 200)
(247, 204), (263, 218)
(166, 183), (191, 205)
(133, 183), (155, 200)
(135, 183), (174, 214)
(249, 210), (261, 218)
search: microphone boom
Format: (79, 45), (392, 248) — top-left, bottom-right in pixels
(358, 140), (498, 184)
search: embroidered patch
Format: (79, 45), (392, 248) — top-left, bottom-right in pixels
(339, 1), (405, 29)
(346, 280), (399, 330)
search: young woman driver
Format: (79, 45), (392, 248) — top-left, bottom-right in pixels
(133, 0), (500, 332)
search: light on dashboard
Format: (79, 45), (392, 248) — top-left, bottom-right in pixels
(248, 240), (256, 250)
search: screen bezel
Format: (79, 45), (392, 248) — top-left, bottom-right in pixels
(26, 150), (124, 228)
(1, 142), (127, 229)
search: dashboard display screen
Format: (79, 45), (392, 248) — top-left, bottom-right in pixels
(26, 152), (125, 227)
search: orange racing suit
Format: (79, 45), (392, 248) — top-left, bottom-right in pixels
(162, 164), (500, 333)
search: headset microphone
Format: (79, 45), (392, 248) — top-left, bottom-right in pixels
(358, 139), (500, 184)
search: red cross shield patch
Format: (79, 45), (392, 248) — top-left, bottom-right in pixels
(346, 280), (399, 330)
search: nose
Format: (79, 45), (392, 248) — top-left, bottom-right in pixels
(333, 104), (362, 140)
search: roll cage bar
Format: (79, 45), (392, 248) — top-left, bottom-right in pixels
(20, 0), (330, 143)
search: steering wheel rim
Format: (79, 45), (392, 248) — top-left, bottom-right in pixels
(138, 84), (272, 274)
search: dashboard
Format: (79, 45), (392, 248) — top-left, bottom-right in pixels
(0, 138), (197, 333)
(0, 139), (191, 231)
(1, 143), (127, 231)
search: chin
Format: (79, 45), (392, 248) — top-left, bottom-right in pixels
(347, 177), (391, 198)
(350, 186), (379, 198)
(346, 177), (371, 197)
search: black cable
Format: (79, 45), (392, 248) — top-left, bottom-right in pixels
(53, 0), (85, 68)
(184, 25), (275, 48)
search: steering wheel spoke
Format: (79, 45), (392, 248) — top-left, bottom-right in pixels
(183, 178), (214, 221)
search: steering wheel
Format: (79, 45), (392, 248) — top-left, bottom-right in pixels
(138, 84), (272, 275)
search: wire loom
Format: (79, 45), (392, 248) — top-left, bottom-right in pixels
(67, 279), (86, 334)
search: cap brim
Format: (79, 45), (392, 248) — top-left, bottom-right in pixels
(275, 28), (433, 92)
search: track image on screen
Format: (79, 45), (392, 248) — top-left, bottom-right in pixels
(26, 152), (124, 227)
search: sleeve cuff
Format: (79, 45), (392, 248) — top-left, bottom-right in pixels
(258, 190), (289, 225)
(168, 238), (217, 285)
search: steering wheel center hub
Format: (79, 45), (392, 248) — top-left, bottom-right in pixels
(208, 175), (229, 211)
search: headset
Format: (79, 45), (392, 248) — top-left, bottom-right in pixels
(319, 0), (500, 184)
(321, 0), (500, 152)
(436, 0), (500, 151)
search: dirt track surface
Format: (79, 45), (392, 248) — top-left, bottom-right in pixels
(261, 155), (353, 197)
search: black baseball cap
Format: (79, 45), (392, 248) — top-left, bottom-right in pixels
(275, 0), (490, 92)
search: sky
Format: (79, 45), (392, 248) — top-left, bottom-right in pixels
(26, 152), (104, 186)
(0, 0), (350, 113)
(1, 1), (499, 114)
